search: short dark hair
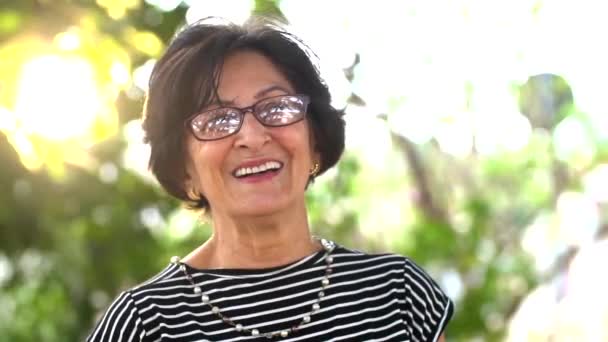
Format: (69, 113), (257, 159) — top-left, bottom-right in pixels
(142, 17), (345, 211)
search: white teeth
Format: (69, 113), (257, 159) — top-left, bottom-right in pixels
(235, 161), (282, 177)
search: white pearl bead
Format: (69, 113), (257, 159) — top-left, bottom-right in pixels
(318, 291), (325, 298)
(280, 330), (289, 337)
(322, 278), (329, 286)
(303, 315), (311, 323)
(202, 295), (210, 303)
(251, 329), (259, 336)
(235, 324), (243, 331)
(312, 303), (320, 311)
(326, 256), (333, 264)
(212, 306), (220, 313)
(193, 287), (201, 294)
(170, 256), (180, 263)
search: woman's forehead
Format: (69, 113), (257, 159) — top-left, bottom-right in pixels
(192, 50), (294, 111)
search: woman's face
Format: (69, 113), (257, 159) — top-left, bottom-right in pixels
(185, 50), (317, 218)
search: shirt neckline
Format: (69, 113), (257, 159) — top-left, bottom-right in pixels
(178, 243), (334, 278)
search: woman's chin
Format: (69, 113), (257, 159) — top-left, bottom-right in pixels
(235, 205), (286, 218)
(228, 197), (297, 218)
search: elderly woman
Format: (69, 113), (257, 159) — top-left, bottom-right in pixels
(87, 18), (453, 342)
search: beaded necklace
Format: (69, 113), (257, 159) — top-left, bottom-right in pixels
(171, 239), (335, 339)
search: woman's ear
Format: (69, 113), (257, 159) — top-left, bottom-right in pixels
(309, 132), (321, 167)
(313, 149), (321, 170)
(184, 173), (205, 203)
(184, 166), (203, 193)
(310, 153), (321, 175)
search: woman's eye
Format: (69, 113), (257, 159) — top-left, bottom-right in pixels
(193, 110), (230, 131)
(264, 103), (285, 112)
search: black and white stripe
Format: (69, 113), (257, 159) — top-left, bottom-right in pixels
(87, 245), (453, 341)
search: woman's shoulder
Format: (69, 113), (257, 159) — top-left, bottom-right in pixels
(332, 244), (415, 266)
(333, 244), (451, 297)
(334, 243), (454, 340)
(333, 244), (446, 271)
(330, 244), (425, 286)
(127, 262), (186, 298)
(86, 263), (186, 342)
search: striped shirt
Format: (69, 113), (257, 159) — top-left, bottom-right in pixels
(87, 244), (453, 341)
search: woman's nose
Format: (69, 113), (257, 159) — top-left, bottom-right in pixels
(234, 111), (270, 150)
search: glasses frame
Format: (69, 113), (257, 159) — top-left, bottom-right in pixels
(185, 94), (311, 141)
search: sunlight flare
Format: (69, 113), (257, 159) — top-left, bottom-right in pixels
(14, 55), (102, 141)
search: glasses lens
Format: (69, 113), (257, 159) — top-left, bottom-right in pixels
(256, 96), (307, 126)
(190, 108), (241, 140)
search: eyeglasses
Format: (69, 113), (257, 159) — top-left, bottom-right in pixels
(186, 94), (310, 141)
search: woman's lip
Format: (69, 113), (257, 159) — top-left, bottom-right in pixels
(236, 169), (280, 183)
(235, 158), (282, 169)
(231, 159), (283, 176)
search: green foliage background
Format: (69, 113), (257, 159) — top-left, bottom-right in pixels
(1, 1), (607, 341)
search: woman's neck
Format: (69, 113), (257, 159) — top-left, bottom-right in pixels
(184, 205), (321, 269)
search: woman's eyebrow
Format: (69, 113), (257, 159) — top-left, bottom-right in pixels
(206, 98), (235, 107)
(208, 85), (291, 108)
(254, 85), (291, 99)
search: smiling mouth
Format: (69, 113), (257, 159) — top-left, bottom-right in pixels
(233, 161), (283, 178)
